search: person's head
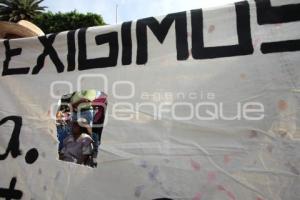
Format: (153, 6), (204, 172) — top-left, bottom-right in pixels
(72, 118), (91, 137)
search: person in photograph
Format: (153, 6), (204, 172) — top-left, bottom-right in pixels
(71, 90), (108, 166)
(60, 119), (94, 166)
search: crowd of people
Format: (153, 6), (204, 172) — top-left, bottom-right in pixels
(56, 89), (107, 168)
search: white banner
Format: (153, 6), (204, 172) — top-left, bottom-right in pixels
(0, 0), (300, 199)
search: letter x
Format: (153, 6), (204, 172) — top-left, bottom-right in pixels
(32, 34), (64, 74)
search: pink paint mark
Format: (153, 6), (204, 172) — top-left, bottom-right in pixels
(256, 197), (263, 200)
(224, 155), (231, 165)
(190, 159), (201, 171)
(208, 25), (215, 33)
(227, 191), (236, 200)
(218, 185), (225, 191)
(217, 185), (236, 200)
(193, 192), (202, 200)
(207, 171), (217, 183)
(253, 38), (261, 48)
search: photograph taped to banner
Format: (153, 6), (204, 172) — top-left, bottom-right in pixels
(0, 0), (300, 199)
(56, 90), (107, 168)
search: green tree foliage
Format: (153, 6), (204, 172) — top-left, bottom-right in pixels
(0, 0), (46, 22)
(33, 11), (106, 34)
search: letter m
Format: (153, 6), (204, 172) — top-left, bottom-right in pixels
(136, 12), (189, 64)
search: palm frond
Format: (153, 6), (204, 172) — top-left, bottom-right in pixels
(0, 0), (45, 22)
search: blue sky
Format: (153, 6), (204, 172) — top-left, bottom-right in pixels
(42, 0), (237, 25)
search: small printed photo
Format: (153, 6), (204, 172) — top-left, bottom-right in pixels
(56, 89), (107, 168)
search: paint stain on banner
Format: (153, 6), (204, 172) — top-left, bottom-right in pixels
(190, 159), (201, 171)
(208, 25), (215, 33)
(140, 160), (148, 169)
(249, 130), (258, 138)
(217, 185), (236, 200)
(207, 171), (217, 183)
(223, 155), (231, 165)
(148, 166), (159, 182)
(193, 192), (202, 200)
(240, 73), (247, 80)
(134, 185), (145, 198)
(278, 100), (288, 111)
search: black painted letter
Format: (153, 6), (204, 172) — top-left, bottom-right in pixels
(136, 12), (189, 65)
(121, 21), (133, 65)
(255, 0), (300, 54)
(191, 1), (253, 59)
(2, 40), (30, 76)
(32, 34), (65, 74)
(0, 116), (22, 160)
(78, 28), (119, 70)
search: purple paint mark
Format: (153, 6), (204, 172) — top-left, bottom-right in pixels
(193, 192), (202, 200)
(190, 159), (201, 171)
(134, 185), (145, 198)
(140, 160), (148, 168)
(148, 166), (159, 181)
